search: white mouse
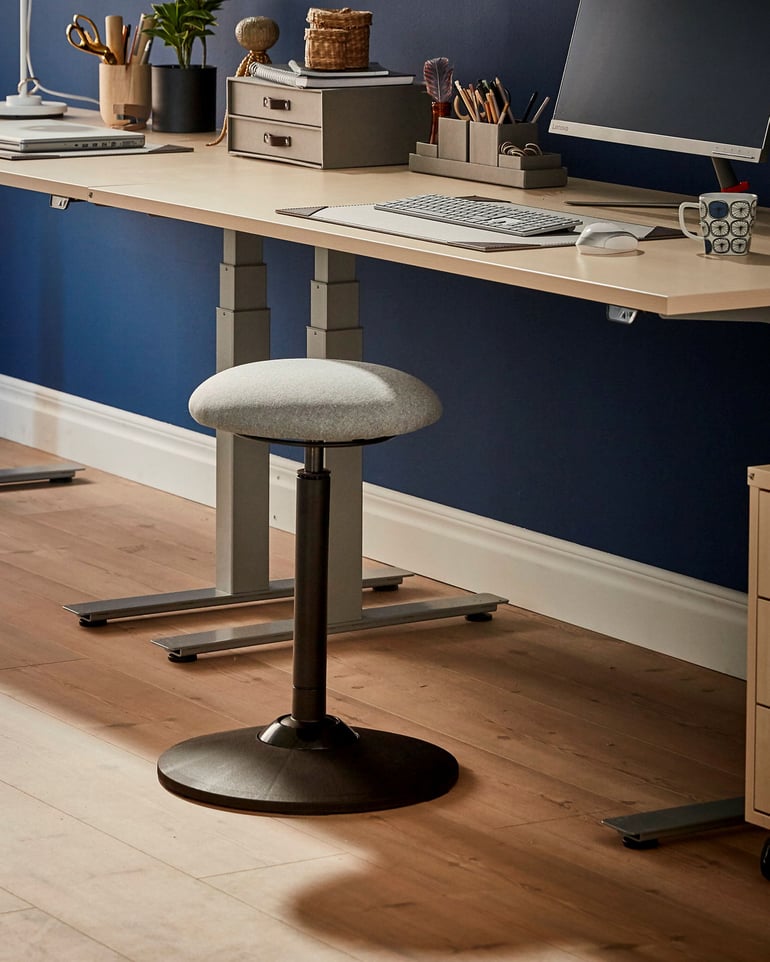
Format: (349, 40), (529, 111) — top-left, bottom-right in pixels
(575, 221), (639, 255)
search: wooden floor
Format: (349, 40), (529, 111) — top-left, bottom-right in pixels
(1, 439), (768, 962)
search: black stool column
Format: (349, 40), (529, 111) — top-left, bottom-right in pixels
(292, 446), (330, 725)
(258, 446), (358, 751)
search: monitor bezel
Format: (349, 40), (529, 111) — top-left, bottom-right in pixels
(549, 0), (770, 171)
(549, 119), (769, 167)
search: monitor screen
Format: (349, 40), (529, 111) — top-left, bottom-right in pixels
(549, 0), (770, 185)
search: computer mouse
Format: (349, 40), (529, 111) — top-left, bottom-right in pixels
(576, 221), (639, 254)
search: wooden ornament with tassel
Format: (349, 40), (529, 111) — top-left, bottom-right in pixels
(207, 16), (280, 146)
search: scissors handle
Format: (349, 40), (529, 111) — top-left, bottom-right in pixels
(66, 18), (118, 64)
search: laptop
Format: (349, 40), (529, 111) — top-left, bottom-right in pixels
(0, 119), (145, 153)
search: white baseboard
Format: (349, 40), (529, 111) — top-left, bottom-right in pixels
(0, 376), (214, 505)
(0, 375), (747, 677)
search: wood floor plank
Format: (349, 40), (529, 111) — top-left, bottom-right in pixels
(1, 438), (768, 962)
(206, 853), (593, 962)
(373, 617), (746, 773)
(0, 694), (344, 879)
(0, 779), (357, 962)
(316, 632), (743, 809)
(0, 907), (129, 962)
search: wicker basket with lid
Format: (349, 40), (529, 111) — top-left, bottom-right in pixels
(305, 8), (373, 70)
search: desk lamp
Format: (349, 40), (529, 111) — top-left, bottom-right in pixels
(0, 0), (66, 117)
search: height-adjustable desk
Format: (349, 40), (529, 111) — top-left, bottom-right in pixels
(2, 119), (770, 844)
(2, 123), (769, 635)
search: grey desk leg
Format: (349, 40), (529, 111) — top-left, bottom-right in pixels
(214, 232), (272, 597)
(154, 248), (507, 661)
(0, 463), (84, 485)
(65, 235), (405, 629)
(307, 248), (366, 626)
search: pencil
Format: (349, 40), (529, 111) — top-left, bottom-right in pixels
(494, 77), (516, 123)
(530, 96), (551, 124)
(454, 80), (477, 121)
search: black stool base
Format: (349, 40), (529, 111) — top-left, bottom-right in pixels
(157, 717), (459, 815)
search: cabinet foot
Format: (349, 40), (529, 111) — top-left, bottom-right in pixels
(761, 837), (770, 880)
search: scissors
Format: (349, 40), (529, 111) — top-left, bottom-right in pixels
(66, 14), (118, 64)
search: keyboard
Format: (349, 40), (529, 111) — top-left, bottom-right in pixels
(374, 194), (582, 237)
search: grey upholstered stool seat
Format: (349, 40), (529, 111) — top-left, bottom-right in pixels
(188, 357), (443, 444)
(158, 358), (459, 815)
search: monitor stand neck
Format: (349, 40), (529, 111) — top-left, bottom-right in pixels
(712, 157), (740, 190)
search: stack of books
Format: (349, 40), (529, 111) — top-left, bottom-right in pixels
(248, 60), (415, 89)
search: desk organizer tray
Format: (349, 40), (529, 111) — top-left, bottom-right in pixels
(409, 117), (567, 189)
(228, 77), (427, 169)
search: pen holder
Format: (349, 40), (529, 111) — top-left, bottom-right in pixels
(437, 117), (468, 161)
(469, 121), (538, 166)
(99, 63), (151, 130)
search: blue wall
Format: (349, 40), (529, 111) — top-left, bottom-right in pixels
(3, 0), (770, 592)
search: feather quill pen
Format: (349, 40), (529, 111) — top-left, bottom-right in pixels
(423, 57), (454, 102)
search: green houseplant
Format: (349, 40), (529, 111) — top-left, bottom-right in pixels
(147, 0), (225, 68)
(146, 0), (228, 132)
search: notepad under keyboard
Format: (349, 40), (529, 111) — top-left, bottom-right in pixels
(374, 194), (581, 237)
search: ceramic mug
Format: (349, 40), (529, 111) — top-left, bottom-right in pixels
(678, 192), (757, 255)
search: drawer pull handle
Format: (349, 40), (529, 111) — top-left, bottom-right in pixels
(263, 96), (291, 111)
(264, 133), (292, 148)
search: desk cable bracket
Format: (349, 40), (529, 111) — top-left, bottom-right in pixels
(49, 195), (83, 211)
(606, 305), (638, 324)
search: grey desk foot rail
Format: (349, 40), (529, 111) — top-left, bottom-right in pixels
(64, 568), (410, 627)
(153, 592), (506, 662)
(603, 796), (745, 848)
(0, 463), (84, 485)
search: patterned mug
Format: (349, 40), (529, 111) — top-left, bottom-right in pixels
(678, 192), (757, 255)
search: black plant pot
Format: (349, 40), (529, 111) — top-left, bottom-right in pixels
(151, 65), (217, 133)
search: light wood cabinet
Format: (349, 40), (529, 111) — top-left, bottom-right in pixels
(746, 466), (770, 877)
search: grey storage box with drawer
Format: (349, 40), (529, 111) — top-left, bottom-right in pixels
(227, 78), (428, 169)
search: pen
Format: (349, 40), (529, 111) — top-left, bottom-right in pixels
(521, 90), (538, 123)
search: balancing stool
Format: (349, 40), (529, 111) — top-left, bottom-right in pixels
(157, 358), (459, 814)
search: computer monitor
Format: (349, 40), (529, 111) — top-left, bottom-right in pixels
(549, 0), (770, 189)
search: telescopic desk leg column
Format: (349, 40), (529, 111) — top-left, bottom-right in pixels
(307, 248), (367, 628)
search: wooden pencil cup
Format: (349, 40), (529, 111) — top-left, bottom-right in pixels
(99, 63), (151, 130)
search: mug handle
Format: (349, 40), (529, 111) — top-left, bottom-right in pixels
(678, 201), (702, 240)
